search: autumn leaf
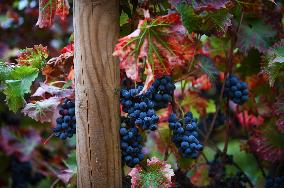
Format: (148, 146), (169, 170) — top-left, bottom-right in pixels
(22, 97), (61, 123)
(58, 150), (77, 184)
(236, 18), (276, 55)
(43, 44), (73, 82)
(32, 82), (74, 99)
(273, 96), (284, 134)
(113, 13), (196, 88)
(181, 92), (208, 116)
(16, 45), (48, 69)
(55, 0), (70, 20)
(0, 127), (41, 162)
(248, 126), (284, 162)
(36, 0), (57, 28)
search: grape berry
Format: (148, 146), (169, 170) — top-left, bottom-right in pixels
(224, 75), (249, 105)
(147, 76), (176, 110)
(168, 112), (203, 158)
(53, 98), (76, 140)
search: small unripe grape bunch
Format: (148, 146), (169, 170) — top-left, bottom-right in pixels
(224, 75), (249, 105)
(168, 112), (203, 159)
(53, 98), (76, 140)
(120, 119), (144, 168)
(147, 76), (176, 110)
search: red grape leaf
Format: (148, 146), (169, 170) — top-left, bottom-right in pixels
(55, 0), (70, 20)
(36, 0), (57, 28)
(42, 47), (73, 82)
(273, 96), (284, 134)
(22, 97), (61, 123)
(113, 13), (196, 88)
(248, 130), (284, 162)
(16, 45), (48, 69)
(0, 127), (41, 162)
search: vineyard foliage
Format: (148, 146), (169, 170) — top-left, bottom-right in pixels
(0, 0), (284, 187)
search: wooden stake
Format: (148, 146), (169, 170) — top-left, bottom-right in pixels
(73, 0), (121, 187)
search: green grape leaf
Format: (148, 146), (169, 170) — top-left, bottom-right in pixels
(10, 66), (39, 94)
(0, 62), (12, 82)
(120, 11), (129, 27)
(195, 54), (219, 83)
(177, 3), (232, 36)
(176, 4), (201, 33)
(170, 0), (231, 12)
(4, 66), (39, 112)
(4, 80), (25, 112)
(236, 19), (276, 55)
(262, 39), (284, 86)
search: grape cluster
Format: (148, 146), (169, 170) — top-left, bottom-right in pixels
(11, 156), (45, 188)
(147, 76), (176, 110)
(224, 75), (249, 105)
(168, 112), (203, 158)
(265, 176), (284, 188)
(120, 118), (144, 168)
(53, 98), (76, 140)
(207, 153), (250, 188)
(224, 172), (250, 188)
(121, 86), (159, 131)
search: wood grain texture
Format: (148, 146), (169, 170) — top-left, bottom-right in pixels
(73, 0), (121, 187)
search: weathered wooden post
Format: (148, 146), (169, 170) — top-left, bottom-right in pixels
(73, 0), (121, 187)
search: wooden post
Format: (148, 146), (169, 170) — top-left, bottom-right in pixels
(73, 0), (121, 187)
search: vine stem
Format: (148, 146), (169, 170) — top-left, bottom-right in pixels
(43, 133), (54, 145)
(50, 178), (60, 188)
(223, 11), (244, 154)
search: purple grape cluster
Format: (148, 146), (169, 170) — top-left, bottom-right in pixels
(168, 112), (203, 158)
(147, 76), (176, 110)
(265, 176), (284, 188)
(120, 119), (144, 168)
(11, 156), (45, 188)
(224, 75), (249, 105)
(121, 86), (159, 131)
(53, 98), (76, 140)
